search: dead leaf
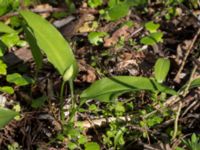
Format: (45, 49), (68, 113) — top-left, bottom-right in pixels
(104, 25), (131, 47)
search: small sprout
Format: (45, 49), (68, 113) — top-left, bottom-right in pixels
(145, 21), (160, 33)
(88, 31), (108, 45)
(140, 32), (163, 45)
(88, 0), (103, 8)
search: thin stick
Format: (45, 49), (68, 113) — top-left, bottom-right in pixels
(174, 28), (200, 83)
(0, 7), (66, 21)
(172, 102), (182, 140)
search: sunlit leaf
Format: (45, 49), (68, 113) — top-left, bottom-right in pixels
(145, 21), (160, 33)
(1, 33), (21, 48)
(88, 0), (103, 8)
(106, 3), (129, 21)
(140, 32), (163, 45)
(6, 73), (34, 86)
(154, 58), (170, 83)
(0, 22), (16, 33)
(0, 108), (18, 129)
(0, 86), (14, 94)
(20, 11), (78, 78)
(80, 76), (176, 102)
(88, 31), (107, 45)
(0, 60), (7, 75)
(85, 142), (100, 150)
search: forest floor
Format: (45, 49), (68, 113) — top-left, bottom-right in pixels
(0, 0), (200, 150)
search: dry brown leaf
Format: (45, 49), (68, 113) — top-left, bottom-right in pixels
(34, 4), (53, 18)
(104, 25), (132, 47)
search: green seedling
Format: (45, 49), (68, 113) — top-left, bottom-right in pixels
(140, 21), (163, 45)
(88, 0), (103, 8)
(88, 31), (108, 45)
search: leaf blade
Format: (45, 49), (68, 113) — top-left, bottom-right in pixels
(20, 11), (78, 78)
(0, 108), (18, 129)
(154, 58), (170, 83)
(80, 76), (176, 102)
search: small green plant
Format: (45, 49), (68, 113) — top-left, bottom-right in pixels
(88, 31), (108, 45)
(88, 0), (103, 8)
(140, 21), (163, 45)
(182, 134), (200, 150)
(80, 58), (175, 103)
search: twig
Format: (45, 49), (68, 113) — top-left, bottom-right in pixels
(0, 7), (66, 21)
(182, 64), (198, 97)
(172, 102), (182, 140)
(174, 28), (200, 83)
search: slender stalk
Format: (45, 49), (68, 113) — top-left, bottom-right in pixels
(69, 79), (76, 122)
(60, 80), (66, 122)
(172, 102), (182, 140)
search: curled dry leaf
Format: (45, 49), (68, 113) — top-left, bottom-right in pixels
(104, 25), (131, 47)
(76, 60), (96, 83)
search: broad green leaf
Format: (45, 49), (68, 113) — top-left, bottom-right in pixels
(189, 78), (200, 89)
(0, 60), (7, 75)
(20, 11), (78, 78)
(6, 73), (34, 86)
(106, 3), (129, 21)
(88, 31), (107, 45)
(0, 86), (14, 94)
(140, 32), (163, 45)
(0, 22), (16, 33)
(154, 58), (170, 83)
(88, 0), (103, 8)
(145, 21), (160, 33)
(0, 108), (18, 128)
(85, 142), (100, 150)
(80, 76), (176, 102)
(24, 27), (43, 70)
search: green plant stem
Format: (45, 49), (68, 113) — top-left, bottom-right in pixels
(60, 80), (66, 122)
(69, 79), (76, 122)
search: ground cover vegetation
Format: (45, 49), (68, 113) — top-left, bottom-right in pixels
(0, 0), (200, 149)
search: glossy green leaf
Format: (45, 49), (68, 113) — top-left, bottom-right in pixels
(6, 73), (34, 86)
(20, 11), (78, 78)
(140, 32), (163, 45)
(0, 108), (18, 129)
(0, 86), (14, 94)
(0, 22), (16, 33)
(154, 58), (170, 83)
(24, 27), (43, 70)
(80, 76), (176, 102)
(145, 21), (160, 33)
(189, 78), (200, 89)
(85, 142), (100, 150)
(88, 31), (107, 45)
